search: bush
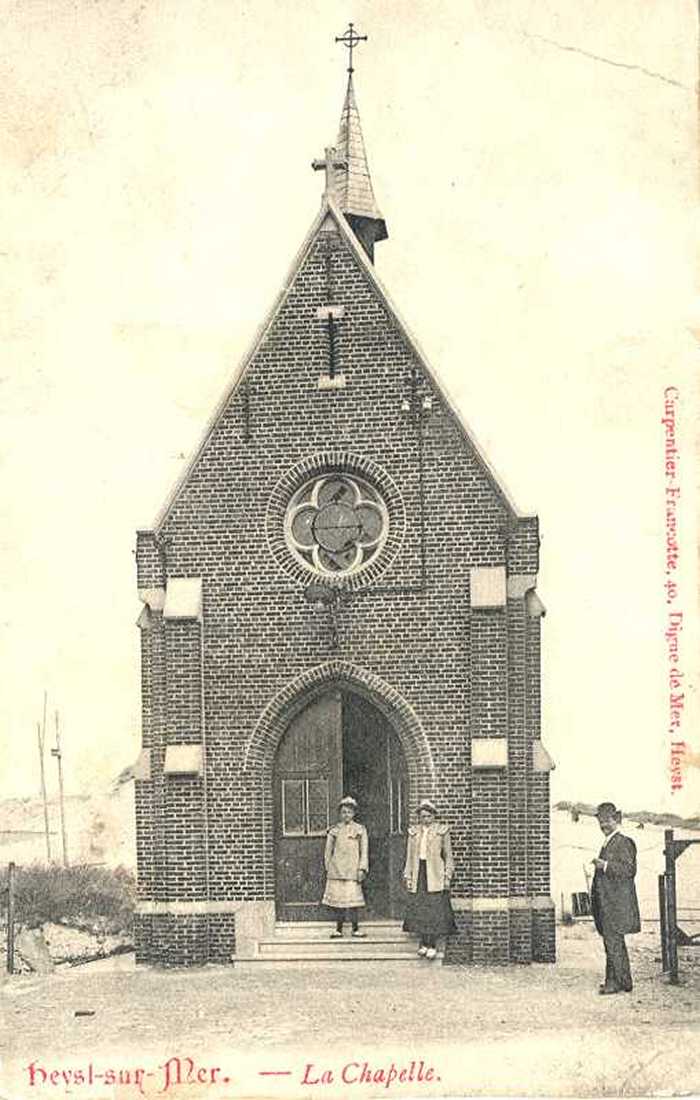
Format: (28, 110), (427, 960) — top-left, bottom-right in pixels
(0, 863), (136, 935)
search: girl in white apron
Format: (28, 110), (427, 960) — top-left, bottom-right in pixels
(322, 796), (369, 938)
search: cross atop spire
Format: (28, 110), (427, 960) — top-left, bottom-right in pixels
(335, 22), (367, 75)
(311, 24), (388, 263)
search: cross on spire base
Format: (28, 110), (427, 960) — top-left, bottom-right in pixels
(312, 145), (348, 199)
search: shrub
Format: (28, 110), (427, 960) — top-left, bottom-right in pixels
(0, 863), (136, 935)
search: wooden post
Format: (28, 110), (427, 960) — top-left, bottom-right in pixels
(664, 828), (679, 984)
(658, 872), (669, 972)
(52, 711), (69, 867)
(37, 699), (51, 863)
(7, 861), (15, 974)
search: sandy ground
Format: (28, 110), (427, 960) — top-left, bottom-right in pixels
(2, 923), (699, 1100)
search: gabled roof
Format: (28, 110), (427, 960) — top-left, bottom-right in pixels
(332, 75), (387, 240)
(149, 198), (529, 531)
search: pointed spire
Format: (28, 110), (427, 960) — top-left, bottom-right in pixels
(312, 24), (388, 263)
(330, 75), (388, 262)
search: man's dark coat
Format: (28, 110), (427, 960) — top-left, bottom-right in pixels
(591, 831), (641, 936)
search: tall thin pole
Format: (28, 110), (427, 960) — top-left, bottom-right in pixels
(52, 710), (68, 868)
(37, 703), (51, 863)
(658, 872), (669, 973)
(664, 829), (679, 984)
(7, 861), (15, 974)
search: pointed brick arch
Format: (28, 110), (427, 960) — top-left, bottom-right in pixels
(245, 660), (435, 794)
(245, 661), (436, 900)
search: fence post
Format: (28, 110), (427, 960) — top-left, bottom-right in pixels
(664, 829), (679, 984)
(7, 861), (15, 975)
(658, 872), (669, 972)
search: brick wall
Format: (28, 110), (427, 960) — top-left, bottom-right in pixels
(134, 913), (235, 967)
(134, 213), (552, 966)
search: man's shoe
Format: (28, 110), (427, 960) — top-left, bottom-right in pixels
(417, 946), (428, 957)
(425, 947), (438, 960)
(351, 929), (367, 938)
(598, 983), (622, 995)
(330, 930), (343, 939)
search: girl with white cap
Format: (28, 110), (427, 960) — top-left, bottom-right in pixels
(403, 799), (456, 959)
(322, 796), (369, 938)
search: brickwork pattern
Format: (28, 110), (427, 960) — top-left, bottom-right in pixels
(469, 772), (510, 898)
(134, 913), (235, 967)
(443, 911), (472, 965)
(134, 914), (207, 967)
(509, 908), (534, 964)
(470, 611), (508, 738)
(471, 911), (510, 965)
(527, 616), (551, 898)
(134, 915), (153, 965)
(532, 908), (556, 963)
(507, 598), (529, 898)
(136, 532), (164, 590)
(209, 914), (237, 964)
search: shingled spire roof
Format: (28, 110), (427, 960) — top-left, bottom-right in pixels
(332, 75), (388, 262)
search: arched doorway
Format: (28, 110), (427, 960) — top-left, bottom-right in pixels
(273, 688), (408, 921)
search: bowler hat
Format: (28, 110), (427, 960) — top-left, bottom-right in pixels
(596, 802), (621, 819)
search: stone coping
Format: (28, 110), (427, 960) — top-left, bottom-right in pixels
(136, 897), (555, 916)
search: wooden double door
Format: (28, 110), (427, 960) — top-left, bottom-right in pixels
(273, 689), (408, 921)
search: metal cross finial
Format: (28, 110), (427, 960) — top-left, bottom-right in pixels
(335, 22), (367, 75)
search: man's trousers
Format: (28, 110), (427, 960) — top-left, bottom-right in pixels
(602, 929), (632, 990)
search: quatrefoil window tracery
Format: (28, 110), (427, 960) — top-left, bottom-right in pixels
(284, 473), (389, 577)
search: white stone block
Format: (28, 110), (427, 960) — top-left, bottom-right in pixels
(506, 573), (536, 599)
(138, 586), (166, 611)
(164, 744), (203, 776)
(532, 740), (555, 772)
(470, 566), (506, 608)
(317, 373), (346, 390)
(471, 738), (508, 767)
(316, 305), (345, 321)
(163, 577), (202, 621)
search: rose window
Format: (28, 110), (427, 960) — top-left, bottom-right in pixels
(284, 473), (389, 577)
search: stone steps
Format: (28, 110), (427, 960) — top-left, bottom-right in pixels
(230, 955), (438, 968)
(259, 937), (419, 959)
(273, 919), (411, 938)
(231, 919), (444, 965)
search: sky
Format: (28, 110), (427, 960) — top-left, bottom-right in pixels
(1, 0), (698, 815)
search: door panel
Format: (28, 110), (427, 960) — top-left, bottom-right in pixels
(274, 692), (342, 920)
(342, 693), (408, 919)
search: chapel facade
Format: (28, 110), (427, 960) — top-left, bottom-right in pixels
(133, 48), (555, 968)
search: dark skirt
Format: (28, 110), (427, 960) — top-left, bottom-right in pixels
(403, 861), (457, 937)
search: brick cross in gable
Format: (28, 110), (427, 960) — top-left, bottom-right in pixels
(316, 237), (345, 381)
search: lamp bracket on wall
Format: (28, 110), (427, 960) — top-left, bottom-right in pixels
(303, 582), (351, 650)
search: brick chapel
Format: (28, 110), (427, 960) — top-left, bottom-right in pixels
(133, 39), (555, 968)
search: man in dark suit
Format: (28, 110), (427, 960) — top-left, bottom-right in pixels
(591, 801), (641, 994)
